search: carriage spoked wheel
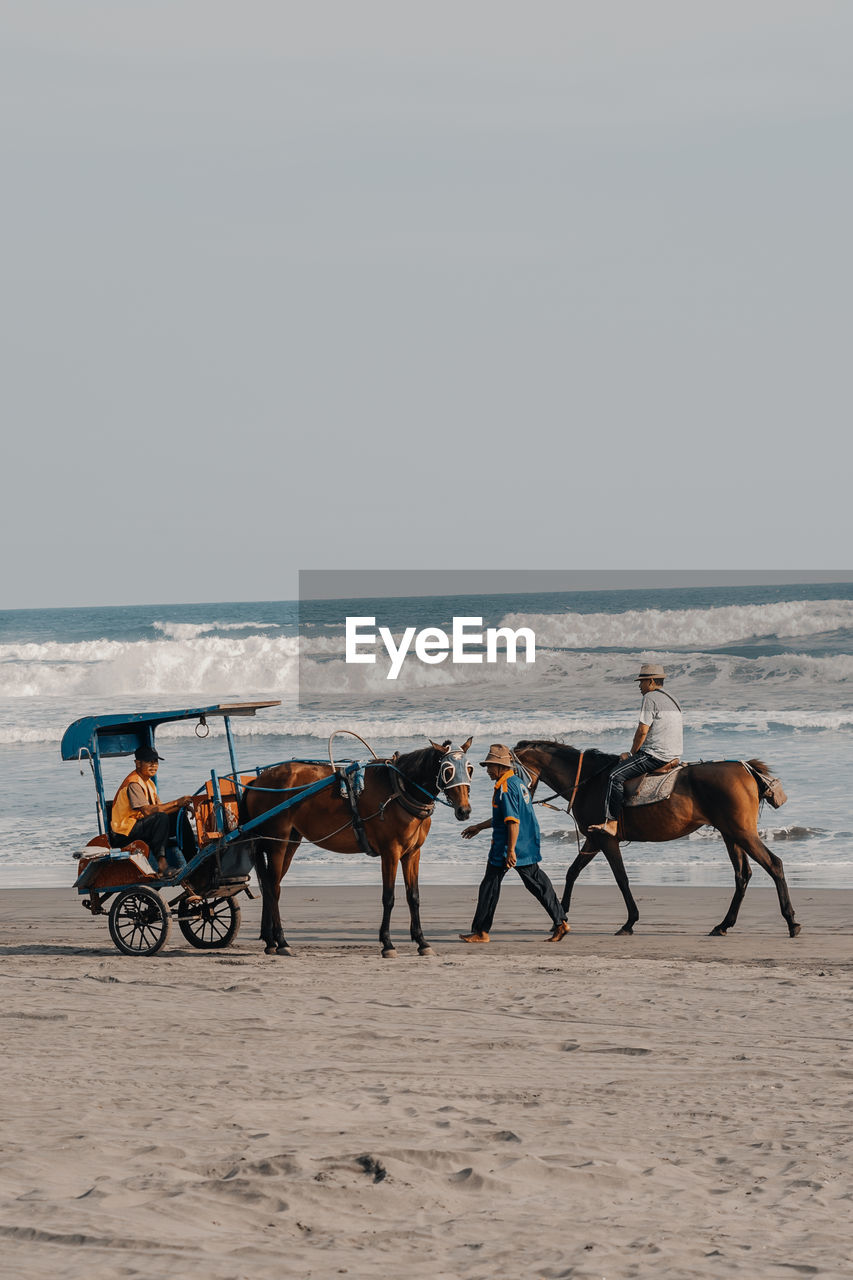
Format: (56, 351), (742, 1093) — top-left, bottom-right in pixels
(108, 886), (171, 957)
(178, 894), (241, 949)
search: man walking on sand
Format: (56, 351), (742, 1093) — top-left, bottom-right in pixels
(459, 744), (570, 944)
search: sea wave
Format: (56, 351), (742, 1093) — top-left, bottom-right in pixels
(2, 704), (851, 748)
(2, 630), (853, 706)
(153, 620), (283, 640)
(500, 599), (853, 649)
(0, 634), (327, 699)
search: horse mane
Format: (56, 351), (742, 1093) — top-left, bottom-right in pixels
(386, 744), (441, 791)
(515, 739), (621, 770)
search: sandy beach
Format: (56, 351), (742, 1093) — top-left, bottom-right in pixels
(1, 883), (852, 1279)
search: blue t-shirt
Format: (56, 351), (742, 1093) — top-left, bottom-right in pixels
(488, 771), (541, 867)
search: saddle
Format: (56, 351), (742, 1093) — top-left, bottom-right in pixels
(623, 760), (685, 807)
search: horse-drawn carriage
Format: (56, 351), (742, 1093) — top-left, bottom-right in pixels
(63, 703), (474, 958)
(64, 700), (298, 956)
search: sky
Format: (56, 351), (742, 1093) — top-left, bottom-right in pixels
(1, 2), (851, 608)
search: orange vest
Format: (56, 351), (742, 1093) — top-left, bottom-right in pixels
(111, 770), (158, 837)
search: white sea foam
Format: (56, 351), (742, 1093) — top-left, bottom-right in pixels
(0, 635), (302, 699)
(500, 599), (853, 649)
(2, 637), (852, 746)
(3, 596), (852, 705)
(2, 596), (851, 749)
(152, 620), (281, 640)
(2, 703), (851, 749)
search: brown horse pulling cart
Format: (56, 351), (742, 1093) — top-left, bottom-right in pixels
(243, 737), (474, 958)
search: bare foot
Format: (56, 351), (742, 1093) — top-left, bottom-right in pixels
(458, 932), (490, 944)
(588, 820), (618, 837)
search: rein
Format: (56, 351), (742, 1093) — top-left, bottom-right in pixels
(532, 750), (592, 812)
(369, 751), (471, 813)
(565, 751), (585, 813)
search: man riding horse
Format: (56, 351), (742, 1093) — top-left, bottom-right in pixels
(589, 662), (683, 838)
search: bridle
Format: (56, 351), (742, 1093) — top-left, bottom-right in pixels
(525, 748), (599, 814)
(382, 745), (473, 818)
(437, 748), (475, 794)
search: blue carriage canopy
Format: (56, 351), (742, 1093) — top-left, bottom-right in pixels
(61, 702), (281, 762)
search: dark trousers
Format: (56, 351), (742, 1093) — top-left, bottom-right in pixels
(603, 750), (666, 821)
(123, 813), (187, 872)
(471, 861), (566, 934)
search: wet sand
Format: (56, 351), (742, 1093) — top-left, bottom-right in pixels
(1, 884), (851, 1278)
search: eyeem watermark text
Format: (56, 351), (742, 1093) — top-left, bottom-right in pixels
(345, 616), (536, 680)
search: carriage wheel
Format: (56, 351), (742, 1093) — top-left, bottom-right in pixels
(108, 887), (171, 957)
(178, 895), (241, 949)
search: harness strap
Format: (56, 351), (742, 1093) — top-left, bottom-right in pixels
(336, 766), (379, 857)
(388, 765), (435, 818)
(566, 751), (585, 815)
(368, 756), (448, 810)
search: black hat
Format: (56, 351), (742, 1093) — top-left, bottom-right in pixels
(135, 745), (163, 762)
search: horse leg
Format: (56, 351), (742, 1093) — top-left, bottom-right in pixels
(709, 837), (752, 936)
(401, 846), (433, 956)
(270, 836), (302, 955)
(379, 850), (402, 958)
(562, 842), (598, 915)
(252, 842), (277, 953)
(254, 834), (300, 955)
(738, 831), (801, 937)
(596, 835), (640, 935)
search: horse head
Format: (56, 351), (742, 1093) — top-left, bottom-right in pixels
(513, 739), (578, 795)
(430, 736), (473, 821)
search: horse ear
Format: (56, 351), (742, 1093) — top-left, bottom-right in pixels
(429, 739), (446, 752)
(460, 736), (473, 753)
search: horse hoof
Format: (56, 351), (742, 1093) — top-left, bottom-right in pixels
(709, 926), (727, 936)
(789, 923), (802, 937)
(616, 926), (634, 936)
(418, 946), (435, 957)
(264, 944), (277, 954)
(382, 948), (398, 959)
(276, 945), (294, 956)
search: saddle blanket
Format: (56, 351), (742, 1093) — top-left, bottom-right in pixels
(624, 764), (687, 807)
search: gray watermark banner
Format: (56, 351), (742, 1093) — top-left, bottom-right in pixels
(296, 569), (850, 712)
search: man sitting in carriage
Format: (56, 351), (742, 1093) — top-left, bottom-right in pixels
(111, 745), (195, 884)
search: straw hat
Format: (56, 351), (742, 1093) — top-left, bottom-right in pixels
(479, 744), (514, 769)
(635, 663), (665, 681)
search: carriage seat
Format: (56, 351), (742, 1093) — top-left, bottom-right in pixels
(105, 800), (132, 849)
(103, 800), (187, 859)
(190, 776), (252, 847)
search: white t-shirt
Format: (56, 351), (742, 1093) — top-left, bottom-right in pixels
(639, 689), (683, 761)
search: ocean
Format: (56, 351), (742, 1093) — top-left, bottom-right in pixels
(1, 582), (851, 890)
